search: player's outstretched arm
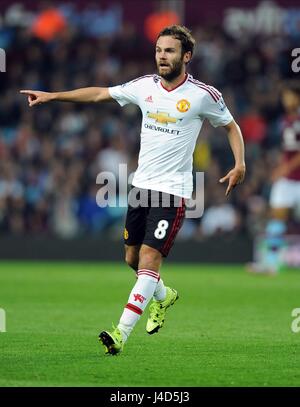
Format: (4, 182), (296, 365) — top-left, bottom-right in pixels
(19, 87), (112, 107)
(219, 120), (246, 196)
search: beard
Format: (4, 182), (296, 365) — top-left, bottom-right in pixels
(157, 57), (184, 81)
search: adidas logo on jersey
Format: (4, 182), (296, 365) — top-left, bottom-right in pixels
(145, 95), (153, 103)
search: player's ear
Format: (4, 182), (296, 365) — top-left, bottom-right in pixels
(183, 51), (192, 64)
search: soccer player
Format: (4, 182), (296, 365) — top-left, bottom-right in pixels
(247, 81), (300, 274)
(20, 25), (246, 355)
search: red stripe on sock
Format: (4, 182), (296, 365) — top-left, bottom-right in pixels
(125, 303), (143, 315)
(138, 271), (160, 281)
(138, 268), (159, 276)
(138, 269), (159, 279)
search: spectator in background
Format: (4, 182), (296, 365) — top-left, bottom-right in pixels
(31, 2), (67, 42)
(240, 107), (267, 145)
(199, 190), (241, 237)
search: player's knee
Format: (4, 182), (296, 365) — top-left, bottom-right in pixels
(138, 245), (162, 270)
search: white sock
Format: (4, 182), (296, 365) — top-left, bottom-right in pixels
(118, 269), (160, 342)
(153, 278), (167, 301)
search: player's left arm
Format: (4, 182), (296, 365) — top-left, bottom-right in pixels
(219, 120), (246, 196)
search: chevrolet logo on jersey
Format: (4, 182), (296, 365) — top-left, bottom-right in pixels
(147, 111), (179, 125)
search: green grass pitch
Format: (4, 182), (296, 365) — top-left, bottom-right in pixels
(0, 261), (299, 387)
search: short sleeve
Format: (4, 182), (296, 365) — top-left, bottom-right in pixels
(108, 78), (140, 107)
(202, 91), (233, 128)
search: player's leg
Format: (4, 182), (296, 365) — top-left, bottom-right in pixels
(142, 194), (185, 334)
(116, 241), (179, 342)
(247, 178), (291, 274)
(118, 243), (162, 337)
(258, 207), (288, 273)
(138, 244), (167, 302)
(99, 202), (146, 355)
(136, 244), (178, 335)
(116, 244), (164, 343)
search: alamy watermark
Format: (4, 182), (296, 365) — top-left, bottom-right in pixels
(0, 48), (6, 72)
(0, 308), (6, 332)
(95, 164), (205, 219)
(291, 308), (300, 333)
(291, 48), (300, 73)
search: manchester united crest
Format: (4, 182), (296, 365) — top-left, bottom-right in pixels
(176, 99), (190, 113)
(124, 228), (129, 240)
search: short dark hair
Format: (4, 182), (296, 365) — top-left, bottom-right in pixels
(157, 25), (196, 57)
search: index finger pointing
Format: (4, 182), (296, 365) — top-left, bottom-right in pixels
(20, 90), (34, 94)
(219, 174), (229, 183)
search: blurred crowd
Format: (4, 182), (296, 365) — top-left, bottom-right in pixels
(0, 2), (299, 239)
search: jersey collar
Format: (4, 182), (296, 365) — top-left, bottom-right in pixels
(159, 73), (189, 93)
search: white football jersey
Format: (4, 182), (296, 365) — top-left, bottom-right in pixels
(108, 73), (233, 198)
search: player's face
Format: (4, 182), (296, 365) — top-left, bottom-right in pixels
(155, 36), (189, 81)
(282, 90), (300, 113)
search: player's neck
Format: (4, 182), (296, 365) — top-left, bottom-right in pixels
(160, 72), (187, 91)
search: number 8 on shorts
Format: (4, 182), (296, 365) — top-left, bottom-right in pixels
(154, 220), (169, 239)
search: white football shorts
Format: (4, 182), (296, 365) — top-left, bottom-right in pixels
(270, 177), (300, 209)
